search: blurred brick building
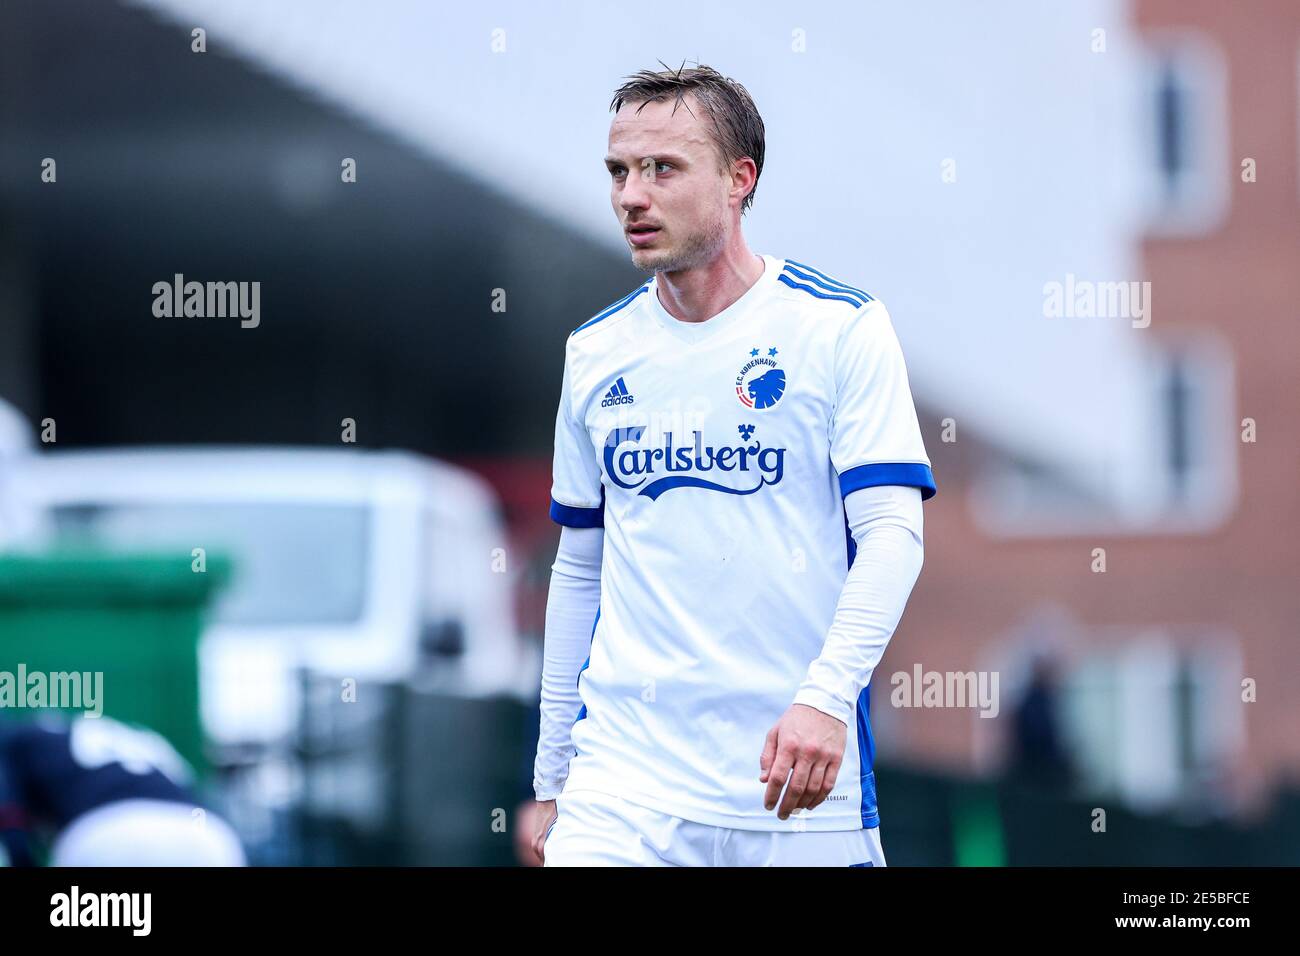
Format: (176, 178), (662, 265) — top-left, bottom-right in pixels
(882, 0), (1300, 818)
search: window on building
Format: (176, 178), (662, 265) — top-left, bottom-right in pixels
(987, 625), (1244, 816)
(1057, 632), (1244, 816)
(1140, 32), (1230, 234)
(970, 332), (1237, 536)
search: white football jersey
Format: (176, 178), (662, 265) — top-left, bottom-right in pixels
(549, 254), (935, 831)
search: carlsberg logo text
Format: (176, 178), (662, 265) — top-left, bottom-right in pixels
(603, 426), (785, 501)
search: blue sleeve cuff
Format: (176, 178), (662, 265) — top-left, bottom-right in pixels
(838, 462), (937, 501)
(549, 497), (605, 528)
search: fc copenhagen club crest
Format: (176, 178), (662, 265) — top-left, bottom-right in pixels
(735, 346), (786, 410)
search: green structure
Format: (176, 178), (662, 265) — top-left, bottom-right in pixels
(0, 552), (229, 774)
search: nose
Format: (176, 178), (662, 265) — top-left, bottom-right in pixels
(619, 170), (651, 216)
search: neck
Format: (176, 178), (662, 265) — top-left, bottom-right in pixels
(655, 242), (764, 324)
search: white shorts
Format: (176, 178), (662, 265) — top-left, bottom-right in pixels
(50, 799), (247, 867)
(543, 789), (886, 867)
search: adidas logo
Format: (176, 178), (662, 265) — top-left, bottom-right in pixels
(600, 376), (635, 407)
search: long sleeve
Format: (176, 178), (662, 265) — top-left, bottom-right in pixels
(792, 484), (924, 725)
(532, 525), (603, 801)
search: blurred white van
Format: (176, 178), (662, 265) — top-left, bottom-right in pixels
(0, 398), (32, 457)
(0, 446), (532, 750)
(0, 397), (35, 545)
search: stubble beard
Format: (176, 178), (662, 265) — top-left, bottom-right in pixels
(630, 205), (729, 276)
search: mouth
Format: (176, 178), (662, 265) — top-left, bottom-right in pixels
(626, 224), (661, 246)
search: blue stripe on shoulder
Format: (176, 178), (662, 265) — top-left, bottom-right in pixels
(777, 273), (866, 308)
(783, 259), (874, 303)
(572, 283), (651, 335)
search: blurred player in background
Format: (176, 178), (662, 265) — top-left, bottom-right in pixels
(0, 715), (246, 866)
(0, 744), (29, 867)
(532, 63), (935, 866)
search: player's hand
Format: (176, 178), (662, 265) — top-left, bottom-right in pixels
(514, 799), (542, 866)
(759, 703), (847, 819)
(532, 799), (558, 864)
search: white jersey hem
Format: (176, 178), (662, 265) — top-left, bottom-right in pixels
(561, 784), (875, 833)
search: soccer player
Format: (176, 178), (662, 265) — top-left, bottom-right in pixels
(0, 716), (246, 866)
(532, 64), (935, 867)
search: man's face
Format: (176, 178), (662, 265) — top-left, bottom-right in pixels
(606, 94), (734, 273)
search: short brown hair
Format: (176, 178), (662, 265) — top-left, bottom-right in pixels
(609, 61), (765, 214)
